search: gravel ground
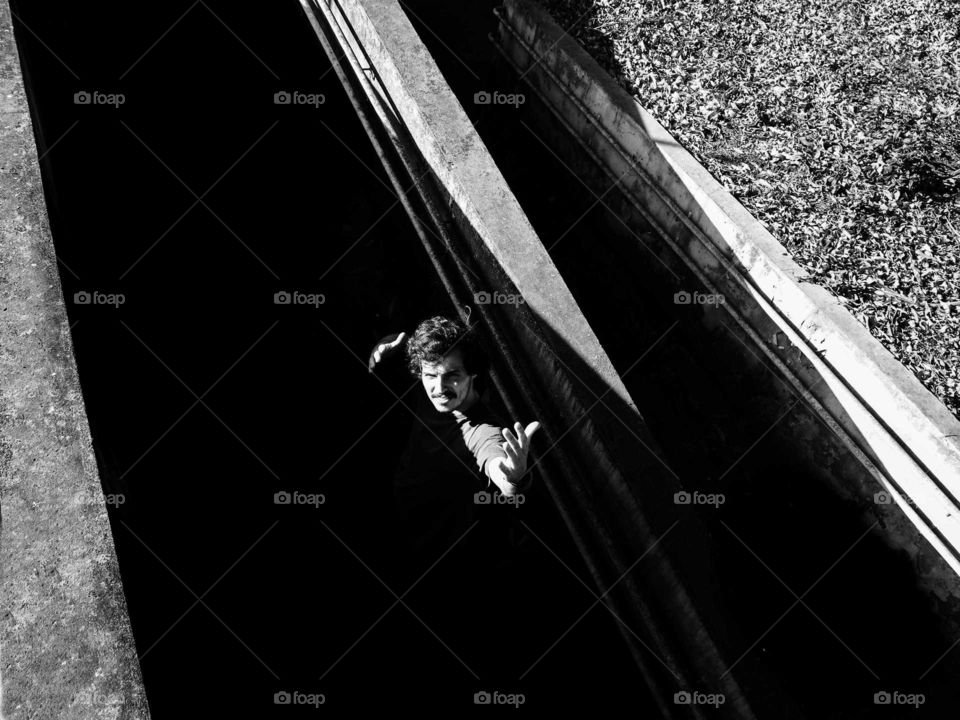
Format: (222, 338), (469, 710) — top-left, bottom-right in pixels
(538, 0), (960, 420)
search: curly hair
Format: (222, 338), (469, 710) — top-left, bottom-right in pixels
(405, 315), (488, 380)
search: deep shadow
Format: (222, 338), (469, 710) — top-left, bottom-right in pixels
(398, 0), (960, 718)
(12, 0), (647, 715)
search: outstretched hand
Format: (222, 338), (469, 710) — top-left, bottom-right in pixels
(367, 331), (406, 373)
(496, 420), (541, 487)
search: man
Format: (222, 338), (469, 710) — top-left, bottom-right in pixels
(368, 315), (543, 682)
(368, 315), (540, 571)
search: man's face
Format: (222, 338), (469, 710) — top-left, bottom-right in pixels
(420, 349), (477, 413)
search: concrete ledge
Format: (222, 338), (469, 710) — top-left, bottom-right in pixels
(329, 0), (627, 400)
(495, 0), (960, 579)
(0, 3), (150, 717)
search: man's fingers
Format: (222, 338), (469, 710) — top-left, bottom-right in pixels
(502, 427), (522, 456)
(514, 420), (541, 450)
(524, 421), (541, 441)
(368, 332), (405, 373)
(513, 422), (525, 449)
(502, 441), (521, 466)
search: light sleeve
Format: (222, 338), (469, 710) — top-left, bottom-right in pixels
(465, 421), (508, 479)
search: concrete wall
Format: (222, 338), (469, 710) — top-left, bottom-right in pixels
(0, 2), (149, 717)
(495, 0), (960, 623)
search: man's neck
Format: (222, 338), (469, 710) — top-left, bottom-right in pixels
(455, 388), (481, 415)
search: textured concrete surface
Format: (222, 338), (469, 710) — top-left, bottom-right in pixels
(497, 0), (960, 591)
(0, 2), (150, 717)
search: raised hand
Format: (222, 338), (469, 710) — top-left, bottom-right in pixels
(495, 420), (541, 489)
(367, 331), (406, 373)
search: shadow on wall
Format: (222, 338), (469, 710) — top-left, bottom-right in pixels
(534, 0), (625, 89)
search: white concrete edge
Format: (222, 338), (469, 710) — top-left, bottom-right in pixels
(334, 0), (633, 406)
(649, 103), (960, 486)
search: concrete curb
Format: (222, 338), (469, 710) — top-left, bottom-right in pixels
(496, 0), (960, 578)
(0, 2), (150, 717)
